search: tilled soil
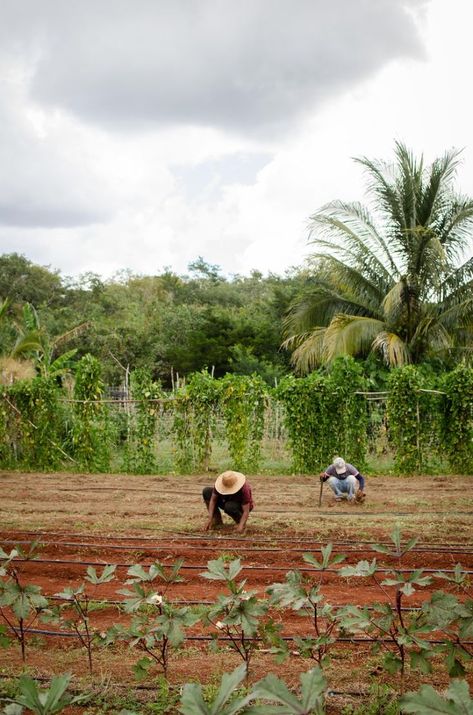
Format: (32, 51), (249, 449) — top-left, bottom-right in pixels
(1, 471), (473, 712)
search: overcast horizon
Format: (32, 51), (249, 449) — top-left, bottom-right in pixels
(1, 0), (473, 280)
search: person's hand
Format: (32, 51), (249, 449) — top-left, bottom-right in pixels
(236, 524), (245, 534)
(204, 519), (212, 531)
(319, 472), (327, 483)
(355, 490), (366, 502)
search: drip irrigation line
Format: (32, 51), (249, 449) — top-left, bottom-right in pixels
(4, 537), (473, 556)
(12, 556), (473, 575)
(7, 626), (473, 647)
(47, 593), (426, 612)
(0, 674), (371, 700)
(7, 529), (473, 549)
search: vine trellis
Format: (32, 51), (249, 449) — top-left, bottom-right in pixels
(1, 357), (472, 475)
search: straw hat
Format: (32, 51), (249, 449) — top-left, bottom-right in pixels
(214, 470), (246, 495)
(333, 457), (347, 474)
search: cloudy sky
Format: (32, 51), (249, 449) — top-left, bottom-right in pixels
(1, 0), (472, 280)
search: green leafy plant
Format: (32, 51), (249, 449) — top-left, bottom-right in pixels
(186, 370), (220, 471)
(338, 527), (433, 691)
(386, 367), (442, 474)
(250, 667), (327, 714)
(116, 559), (197, 679)
(200, 557), (268, 679)
(0, 545), (48, 662)
(179, 663), (253, 715)
(5, 674), (87, 715)
(419, 587), (473, 677)
(179, 664), (328, 715)
(267, 544), (345, 667)
(52, 564), (116, 673)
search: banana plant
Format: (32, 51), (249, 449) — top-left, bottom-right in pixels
(200, 557), (269, 680)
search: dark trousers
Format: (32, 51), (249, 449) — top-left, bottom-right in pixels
(202, 486), (242, 523)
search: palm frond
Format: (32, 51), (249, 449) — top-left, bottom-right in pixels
(382, 280), (406, 324)
(371, 331), (410, 366)
(324, 314), (384, 361)
(285, 328), (327, 374)
(309, 201), (399, 280)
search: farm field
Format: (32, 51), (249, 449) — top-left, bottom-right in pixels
(1, 470), (473, 713)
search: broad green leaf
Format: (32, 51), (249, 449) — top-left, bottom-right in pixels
(383, 652), (402, 674)
(85, 564), (116, 585)
(401, 680), (473, 714)
(299, 667), (327, 712)
(132, 657), (152, 682)
(179, 682), (209, 715)
(339, 559), (377, 578)
(410, 651), (433, 674)
(251, 673), (302, 712)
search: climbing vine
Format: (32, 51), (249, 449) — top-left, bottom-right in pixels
(386, 366), (443, 473)
(71, 354), (111, 472)
(2, 377), (63, 470)
(218, 374), (267, 472)
(275, 357), (367, 473)
(326, 357), (368, 468)
(442, 363), (473, 473)
(124, 368), (163, 474)
(186, 370), (220, 471)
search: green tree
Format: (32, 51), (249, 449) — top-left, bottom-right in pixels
(284, 143), (473, 372)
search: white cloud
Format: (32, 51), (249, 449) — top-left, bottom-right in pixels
(1, 0), (473, 281)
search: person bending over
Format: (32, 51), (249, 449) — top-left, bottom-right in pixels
(320, 457), (366, 502)
(203, 470), (253, 533)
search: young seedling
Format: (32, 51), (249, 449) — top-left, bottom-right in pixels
(53, 564), (116, 674)
(267, 544), (344, 667)
(0, 545), (49, 662)
(339, 527), (433, 691)
(117, 559), (198, 680)
(200, 557), (268, 680)
(178, 664), (327, 715)
(250, 666), (327, 715)
(5, 673), (88, 715)
(179, 663), (253, 715)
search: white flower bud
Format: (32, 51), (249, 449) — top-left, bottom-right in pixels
(148, 593), (163, 605)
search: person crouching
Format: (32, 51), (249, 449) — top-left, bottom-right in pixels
(203, 470), (253, 533)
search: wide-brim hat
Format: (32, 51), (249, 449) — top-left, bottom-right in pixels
(333, 457), (346, 474)
(214, 470), (246, 495)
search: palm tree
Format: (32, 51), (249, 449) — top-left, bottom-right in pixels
(283, 142), (473, 372)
